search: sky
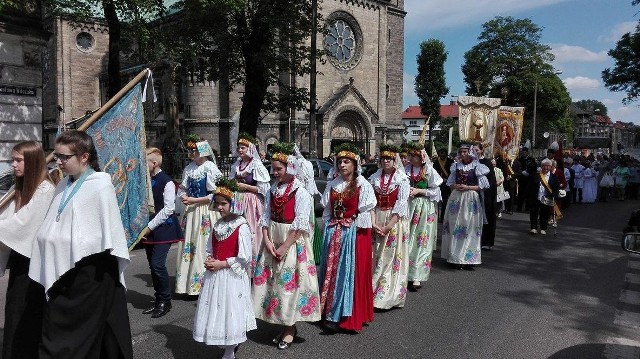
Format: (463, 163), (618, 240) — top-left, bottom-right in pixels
(402, 0), (640, 124)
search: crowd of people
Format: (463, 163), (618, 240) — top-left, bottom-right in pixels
(1, 130), (639, 359)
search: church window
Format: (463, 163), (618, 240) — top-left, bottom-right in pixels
(324, 12), (363, 71)
(76, 32), (94, 52)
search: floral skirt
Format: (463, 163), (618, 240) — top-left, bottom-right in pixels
(372, 209), (409, 309)
(253, 222), (321, 326)
(176, 203), (219, 295)
(441, 190), (483, 265)
(407, 197), (439, 281)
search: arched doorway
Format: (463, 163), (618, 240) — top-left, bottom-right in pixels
(330, 110), (370, 154)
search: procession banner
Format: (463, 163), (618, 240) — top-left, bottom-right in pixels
(494, 106), (526, 161)
(457, 96), (501, 158)
(85, 83), (151, 250)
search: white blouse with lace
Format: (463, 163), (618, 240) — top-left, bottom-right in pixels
(321, 175), (377, 228)
(207, 216), (252, 276)
(405, 164), (444, 202)
(369, 169), (410, 218)
(259, 178), (312, 234)
(177, 160), (222, 201)
(446, 161), (491, 190)
(229, 158), (271, 196)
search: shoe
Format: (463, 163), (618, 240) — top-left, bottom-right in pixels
(278, 326), (297, 350)
(142, 302), (157, 314)
(540, 230), (546, 235)
(272, 331), (284, 344)
(412, 281), (422, 290)
(529, 229), (538, 234)
(151, 301), (172, 318)
(462, 265), (475, 271)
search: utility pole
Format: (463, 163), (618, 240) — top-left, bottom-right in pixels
(309, 0), (318, 157)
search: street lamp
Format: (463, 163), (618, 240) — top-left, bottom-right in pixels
(532, 70), (563, 148)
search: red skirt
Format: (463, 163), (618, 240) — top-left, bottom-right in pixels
(338, 228), (374, 331)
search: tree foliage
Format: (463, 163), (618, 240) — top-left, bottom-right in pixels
(43, 0), (167, 97)
(169, 0), (324, 137)
(414, 39), (449, 147)
(462, 16), (571, 147)
(602, 18), (640, 104)
(573, 99), (608, 115)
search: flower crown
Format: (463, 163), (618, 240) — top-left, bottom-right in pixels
(404, 142), (424, 156)
(237, 132), (257, 147)
(334, 142), (361, 161)
(457, 140), (476, 149)
(270, 141), (295, 163)
(379, 143), (401, 158)
(185, 134), (200, 149)
(214, 178), (239, 200)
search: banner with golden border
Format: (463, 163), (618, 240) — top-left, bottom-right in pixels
(457, 96), (501, 158)
(493, 106), (526, 161)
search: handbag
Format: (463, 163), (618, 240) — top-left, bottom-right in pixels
(496, 191), (510, 202)
(600, 172), (614, 188)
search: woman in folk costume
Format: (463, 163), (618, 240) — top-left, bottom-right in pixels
(193, 178), (256, 359)
(404, 142), (443, 290)
(0, 141), (55, 359)
(253, 142), (321, 349)
(229, 132), (270, 270)
(318, 143), (377, 332)
(292, 144), (323, 264)
(441, 141), (490, 270)
(29, 131), (132, 359)
(369, 144), (410, 309)
(176, 136), (222, 295)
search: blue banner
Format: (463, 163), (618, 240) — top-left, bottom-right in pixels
(85, 83), (150, 250)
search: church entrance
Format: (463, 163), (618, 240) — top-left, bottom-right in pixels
(329, 110), (370, 154)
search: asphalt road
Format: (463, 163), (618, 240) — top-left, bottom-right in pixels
(1, 199), (640, 358)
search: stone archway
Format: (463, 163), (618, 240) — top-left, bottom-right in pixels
(329, 110), (370, 154)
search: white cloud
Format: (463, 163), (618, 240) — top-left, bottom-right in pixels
(403, 72), (418, 106)
(405, 0), (570, 34)
(601, 98), (614, 105)
(599, 21), (638, 43)
(550, 44), (608, 63)
(563, 76), (600, 90)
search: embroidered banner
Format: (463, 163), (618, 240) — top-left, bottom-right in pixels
(85, 83), (150, 250)
(493, 106), (526, 161)
(457, 96), (501, 158)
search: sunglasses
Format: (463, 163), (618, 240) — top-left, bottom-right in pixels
(53, 153), (77, 162)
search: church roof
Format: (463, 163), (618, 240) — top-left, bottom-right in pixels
(318, 81), (379, 122)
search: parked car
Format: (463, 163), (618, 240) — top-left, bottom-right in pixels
(361, 163), (379, 179)
(264, 158), (333, 216)
(0, 170), (14, 199)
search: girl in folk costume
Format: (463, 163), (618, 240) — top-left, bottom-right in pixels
(253, 142), (321, 349)
(0, 141), (55, 359)
(441, 141), (490, 270)
(193, 178), (256, 359)
(318, 143), (377, 332)
(176, 136), (223, 295)
(369, 144), (411, 309)
(29, 131), (132, 359)
(404, 142), (443, 290)
(229, 132), (270, 270)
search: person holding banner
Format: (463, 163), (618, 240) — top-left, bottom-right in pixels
(404, 142), (442, 290)
(29, 130), (132, 359)
(253, 142), (321, 349)
(369, 144), (410, 307)
(441, 141), (490, 270)
(193, 178), (256, 359)
(318, 143), (376, 332)
(0, 141), (55, 359)
(176, 136), (223, 296)
(526, 158), (559, 235)
(229, 132), (270, 272)
(138, 148), (184, 318)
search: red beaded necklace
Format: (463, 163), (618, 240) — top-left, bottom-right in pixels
(409, 165), (424, 183)
(273, 178), (295, 208)
(379, 169), (395, 194)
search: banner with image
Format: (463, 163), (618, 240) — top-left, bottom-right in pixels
(493, 106), (526, 161)
(457, 96), (501, 158)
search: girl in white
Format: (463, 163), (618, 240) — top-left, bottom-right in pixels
(0, 141), (55, 359)
(29, 130), (132, 358)
(176, 137), (222, 295)
(193, 178), (256, 359)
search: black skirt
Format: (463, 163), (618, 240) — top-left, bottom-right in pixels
(39, 251), (133, 359)
(3, 250), (45, 359)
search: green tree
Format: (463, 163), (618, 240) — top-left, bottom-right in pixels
(462, 16), (571, 147)
(43, 0), (167, 97)
(170, 0), (323, 137)
(602, 0), (640, 105)
(573, 99), (608, 115)
(414, 39), (449, 153)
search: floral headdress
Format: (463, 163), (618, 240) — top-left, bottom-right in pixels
(237, 132), (257, 148)
(185, 134), (200, 149)
(270, 141), (298, 176)
(379, 143), (401, 159)
(405, 142), (424, 157)
(457, 140), (475, 150)
(333, 142), (363, 175)
(212, 178), (242, 215)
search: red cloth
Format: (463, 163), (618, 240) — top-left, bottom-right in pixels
(338, 228), (374, 331)
(330, 187), (360, 219)
(271, 189), (297, 224)
(211, 227), (240, 261)
(375, 187), (399, 210)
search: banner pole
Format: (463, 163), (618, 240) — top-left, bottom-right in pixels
(0, 68), (150, 210)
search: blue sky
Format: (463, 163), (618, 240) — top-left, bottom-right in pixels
(402, 0), (640, 124)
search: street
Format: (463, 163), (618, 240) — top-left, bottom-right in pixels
(2, 200), (640, 358)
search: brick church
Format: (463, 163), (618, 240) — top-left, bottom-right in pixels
(0, 0), (406, 171)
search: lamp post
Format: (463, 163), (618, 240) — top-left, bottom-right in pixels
(532, 70), (562, 148)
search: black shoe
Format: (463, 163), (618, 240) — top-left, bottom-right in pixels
(462, 265), (476, 271)
(151, 301), (172, 318)
(142, 303), (157, 315)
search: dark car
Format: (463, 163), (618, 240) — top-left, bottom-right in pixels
(264, 159), (333, 215)
(361, 163), (379, 179)
(0, 170), (14, 199)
